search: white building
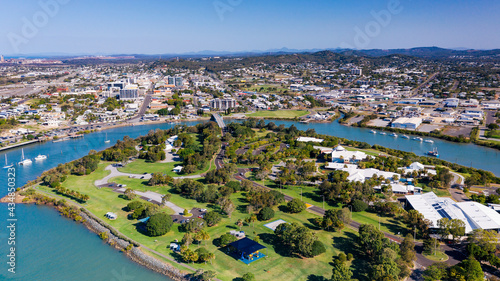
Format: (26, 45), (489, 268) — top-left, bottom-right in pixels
(330, 145), (369, 163)
(296, 137), (324, 143)
(398, 162), (437, 176)
(406, 192), (500, 234)
(391, 117), (422, 130)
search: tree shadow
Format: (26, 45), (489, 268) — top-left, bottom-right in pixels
(133, 221), (148, 236)
(259, 233), (291, 257)
(306, 275), (328, 281)
(306, 218), (321, 230)
(331, 232), (370, 281)
(277, 205), (288, 213)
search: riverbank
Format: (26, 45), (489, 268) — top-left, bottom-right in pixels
(3, 190), (192, 281)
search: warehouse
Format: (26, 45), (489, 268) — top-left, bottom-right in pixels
(391, 117), (422, 130)
(405, 192), (500, 234)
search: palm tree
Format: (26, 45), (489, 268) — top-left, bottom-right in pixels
(237, 219), (244, 231)
(199, 230), (210, 246)
(161, 193), (171, 206)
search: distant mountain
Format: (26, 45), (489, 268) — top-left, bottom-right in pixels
(7, 47), (500, 60)
(344, 47), (500, 58)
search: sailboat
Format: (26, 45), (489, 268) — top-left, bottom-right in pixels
(3, 154), (13, 169)
(104, 132), (110, 143)
(18, 149), (32, 165)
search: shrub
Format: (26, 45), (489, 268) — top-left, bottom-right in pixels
(126, 201), (143, 211)
(146, 213), (173, 237)
(258, 206), (275, 221)
(352, 199), (368, 212)
(311, 240), (326, 256)
(287, 198), (306, 213)
(242, 272), (255, 281)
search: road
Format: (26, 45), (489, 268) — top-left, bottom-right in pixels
(129, 93), (152, 122)
(411, 72), (439, 97)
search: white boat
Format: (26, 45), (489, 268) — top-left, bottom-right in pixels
(424, 139), (434, 144)
(35, 154), (47, 161)
(3, 154), (13, 169)
(370, 130), (377, 134)
(389, 133), (398, 137)
(412, 137), (423, 142)
(18, 149), (32, 165)
(104, 132), (110, 143)
(379, 132), (386, 135)
(401, 135), (409, 139)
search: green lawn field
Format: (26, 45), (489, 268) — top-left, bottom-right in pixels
(35, 162), (359, 281)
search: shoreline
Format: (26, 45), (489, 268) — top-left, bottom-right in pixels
(2, 192), (192, 281)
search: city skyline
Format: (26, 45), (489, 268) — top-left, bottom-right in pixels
(1, 0), (499, 55)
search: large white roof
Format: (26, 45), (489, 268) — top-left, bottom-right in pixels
(406, 192), (500, 233)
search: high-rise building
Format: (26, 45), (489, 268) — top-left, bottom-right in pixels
(0, 55), (4, 63)
(210, 98), (237, 110)
(351, 68), (362, 76)
(167, 76), (175, 85)
(174, 77), (183, 87)
(119, 85), (139, 100)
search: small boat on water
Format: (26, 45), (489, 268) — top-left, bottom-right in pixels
(427, 147), (439, 157)
(35, 154), (47, 161)
(389, 133), (398, 137)
(412, 137), (423, 142)
(3, 154), (13, 169)
(379, 132), (386, 135)
(370, 130), (377, 134)
(401, 135), (409, 139)
(18, 149), (32, 165)
(424, 139), (434, 144)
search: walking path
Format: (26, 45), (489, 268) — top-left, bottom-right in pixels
(94, 164), (202, 187)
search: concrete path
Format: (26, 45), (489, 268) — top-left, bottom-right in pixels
(94, 164), (152, 186)
(95, 164), (202, 187)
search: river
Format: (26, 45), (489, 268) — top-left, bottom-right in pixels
(0, 118), (499, 280)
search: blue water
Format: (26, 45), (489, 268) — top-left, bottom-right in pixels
(0, 118), (499, 280)
(262, 119), (500, 176)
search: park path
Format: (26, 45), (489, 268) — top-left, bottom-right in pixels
(94, 164), (202, 215)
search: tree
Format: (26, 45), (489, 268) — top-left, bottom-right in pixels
(182, 232), (193, 246)
(245, 214), (258, 228)
(181, 248), (198, 263)
(400, 234), (416, 264)
(311, 240), (326, 256)
(218, 233), (237, 247)
(274, 222), (318, 257)
(352, 199), (368, 212)
(236, 219), (244, 231)
(449, 257), (484, 281)
(161, 193), (172, 205)
(199, 230), (210, 246)
(357, 224), (387, 258)
(468, 229), (500, 261)
(258, 206), (275, 221)
(423, 237), (439, 256)
(331, 259), (353, 281)
(423, 262), (448, 281)
(145, 213), (173, 237)
(204, 211), (222, 227)
(123, 188), (136, 200)
(287, 198), (306, 213)
(184, 217), (205, 233)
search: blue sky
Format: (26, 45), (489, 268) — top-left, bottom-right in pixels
(1, 0), (499, 55)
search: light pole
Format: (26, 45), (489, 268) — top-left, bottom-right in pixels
(322, 195), (325, 210)
(349, 205), (352, 219)
(301, 187), (303, 202)
(414, 225), (416, 240)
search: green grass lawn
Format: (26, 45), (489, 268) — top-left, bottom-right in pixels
(485, 130), (500, 139)
(247, 110), (309, 119)
(251, 178), (410, 237)
(118, 157), (214, 178)
(36, 163), (359, 281)
(423, 250), (448, 262)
